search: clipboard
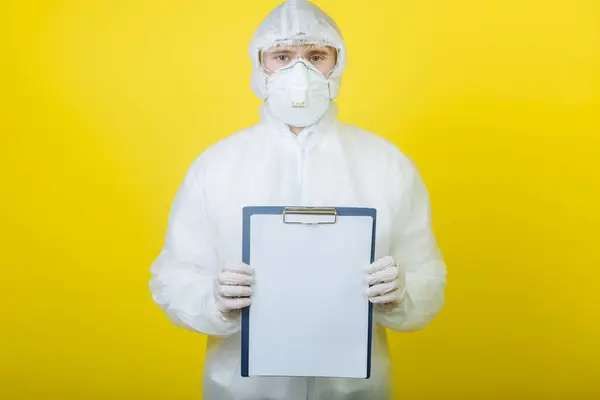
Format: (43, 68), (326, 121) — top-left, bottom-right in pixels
(241, 206), (376, 379)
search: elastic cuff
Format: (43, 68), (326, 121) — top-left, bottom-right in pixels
(206, 294), (239, 333)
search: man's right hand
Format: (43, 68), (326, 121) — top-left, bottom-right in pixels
(214, 262), (254, 317)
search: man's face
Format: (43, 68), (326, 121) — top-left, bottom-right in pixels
(261, 44), (338, 76)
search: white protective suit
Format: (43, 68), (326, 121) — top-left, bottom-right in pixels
(149, 1), (447, 399)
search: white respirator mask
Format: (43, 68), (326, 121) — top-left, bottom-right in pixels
(265, 58), (331, 128)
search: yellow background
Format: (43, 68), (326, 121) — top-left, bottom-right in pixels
(1, 0), (599, 398)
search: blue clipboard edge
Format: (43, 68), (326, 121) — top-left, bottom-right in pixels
(241, 206), (377, 379)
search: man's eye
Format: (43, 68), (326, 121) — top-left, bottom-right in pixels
(276, 55), (288, 61)
(311, 55), (325, 62)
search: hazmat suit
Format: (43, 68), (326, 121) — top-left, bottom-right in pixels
(149, 1), (447, 399)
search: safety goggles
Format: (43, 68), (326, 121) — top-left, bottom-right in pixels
(260, 44), (339, 76)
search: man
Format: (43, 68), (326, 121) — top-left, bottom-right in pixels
(149, 0), (447, 399)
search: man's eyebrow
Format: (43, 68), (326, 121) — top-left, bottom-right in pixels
(307, 48), (333, 56)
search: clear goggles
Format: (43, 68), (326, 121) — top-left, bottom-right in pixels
(260, 44), (339, 76)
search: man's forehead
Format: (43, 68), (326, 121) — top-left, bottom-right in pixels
(263, 44), (336, 54)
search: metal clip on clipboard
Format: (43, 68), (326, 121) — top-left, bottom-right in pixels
(282, 207), (338, 225)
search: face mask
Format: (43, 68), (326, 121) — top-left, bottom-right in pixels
(265, 59), (331, 128)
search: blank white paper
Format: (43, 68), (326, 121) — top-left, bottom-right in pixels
(247, 213), (373, 378)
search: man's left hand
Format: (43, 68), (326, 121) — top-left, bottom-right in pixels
(366, 256), (406, 311)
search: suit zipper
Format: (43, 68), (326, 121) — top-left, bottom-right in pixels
(298, 147), (305, 202)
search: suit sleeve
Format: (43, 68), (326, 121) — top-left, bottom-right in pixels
(149, 160), (240, 337)
(375, 159), (447, 331)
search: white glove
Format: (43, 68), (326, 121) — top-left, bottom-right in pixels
(214, 262), (254, 317)
(366, 256), (406, 311)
